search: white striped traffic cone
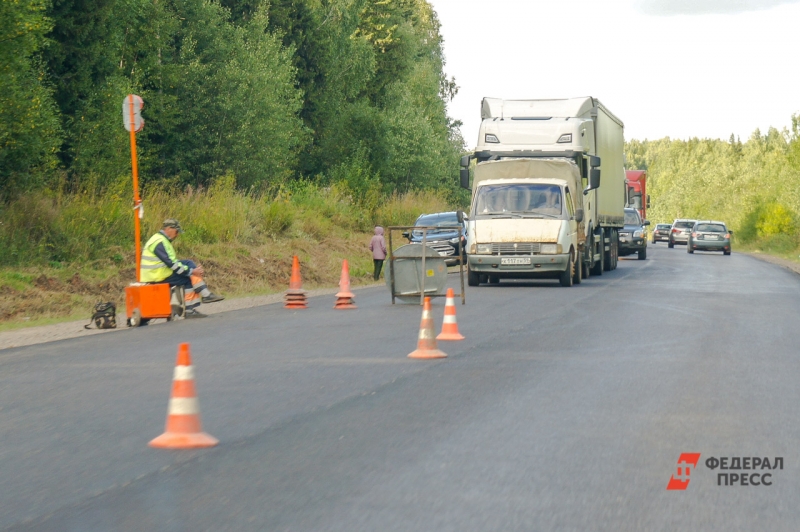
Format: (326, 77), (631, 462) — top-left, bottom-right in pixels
(408, 297), (447, 359)
(437, 288), (464, 341)
(149, 343), (218, 449)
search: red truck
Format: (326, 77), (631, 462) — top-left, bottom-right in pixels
(625, 170), (649, 220)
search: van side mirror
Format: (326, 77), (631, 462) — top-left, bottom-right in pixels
(589, 156), (601, 168)
(460, 168), (470, 189)
(574, 209), (584, 223)
(460, 155), (471, 167)
(402, 231), (410, 239)
(643, 220), (651, 226)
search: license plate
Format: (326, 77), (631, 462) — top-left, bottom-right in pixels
(501, 257), (531, 265)
(705, 235), (719, 240)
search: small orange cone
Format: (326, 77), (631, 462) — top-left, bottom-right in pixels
(334, 259), (356, 309)
(408, 297), (447, 359)
(149, 343), (218, 449)
(437, 288), (464, 341)
(284, 255), (308, 309)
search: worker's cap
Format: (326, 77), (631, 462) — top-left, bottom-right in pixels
(162, 218), (184, 233)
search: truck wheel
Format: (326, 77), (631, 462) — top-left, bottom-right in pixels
(560, 253), (574, 287)
(467, 266), (479, 287)
(638, 247), (647, 260)
(611, 231), (619, 270)
(603, 229), (616, 271)
(573, 251), (583, 284)
(591, 231), (604, 276)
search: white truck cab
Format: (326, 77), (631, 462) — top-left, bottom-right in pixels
(466, 158), (584, 286)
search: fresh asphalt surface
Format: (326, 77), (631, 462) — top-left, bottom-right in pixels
(2, 245), (800, 531)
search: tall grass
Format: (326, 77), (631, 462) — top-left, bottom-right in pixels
(0, 176), (453, 268)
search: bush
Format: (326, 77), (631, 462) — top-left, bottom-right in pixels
(756, 202), (796, 237)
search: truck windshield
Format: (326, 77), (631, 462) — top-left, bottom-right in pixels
(475, 184), (562, 216)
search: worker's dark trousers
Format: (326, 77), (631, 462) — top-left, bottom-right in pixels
(373, 259), (384, 281)
(162, 260), (206, 310)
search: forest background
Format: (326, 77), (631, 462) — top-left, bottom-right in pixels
(2, 0), (800, 327)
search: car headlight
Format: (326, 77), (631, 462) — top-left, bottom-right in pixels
(449, 237), (460, 244)
(476, 244), (492, 254)
(540, 243), (559, 254)
(633, 230), (643, 238)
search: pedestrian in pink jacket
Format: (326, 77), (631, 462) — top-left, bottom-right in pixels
(369, 226), (387, 280)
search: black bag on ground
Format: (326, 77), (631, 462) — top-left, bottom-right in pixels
(85, 302), (117, 330)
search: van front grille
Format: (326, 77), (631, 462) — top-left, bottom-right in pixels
(491, 243), (541, 255)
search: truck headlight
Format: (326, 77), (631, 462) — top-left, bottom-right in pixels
(540, 244), (559, 254)
(485, 134), (500, 143)
(557, 134), (572, 143)
(633, 230), (643, 238)
(476, 244), (492, 254)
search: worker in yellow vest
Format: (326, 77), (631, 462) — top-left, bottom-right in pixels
(140, 219), (224, 318)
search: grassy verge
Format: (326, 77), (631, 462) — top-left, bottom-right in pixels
(734, 234), (800, 262)
(0, 180), (455, 330)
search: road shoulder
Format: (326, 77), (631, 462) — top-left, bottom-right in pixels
(0, 284), (383, 351)
(742, 251), (800, 276)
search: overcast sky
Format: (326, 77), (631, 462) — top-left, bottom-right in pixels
(428, 0), (800, 145)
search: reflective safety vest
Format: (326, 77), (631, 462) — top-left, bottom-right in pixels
(140, 232), (177, 282)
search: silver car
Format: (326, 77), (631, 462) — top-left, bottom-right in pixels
(668, 219), (696, 248)
(687, 221), (732, 255)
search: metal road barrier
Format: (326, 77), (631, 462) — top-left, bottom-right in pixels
(386, 226), (466, 305)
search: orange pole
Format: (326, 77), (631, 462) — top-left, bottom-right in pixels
(129, 95), (142, 282)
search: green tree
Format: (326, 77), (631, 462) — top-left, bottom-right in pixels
(0, 0), (62, 194)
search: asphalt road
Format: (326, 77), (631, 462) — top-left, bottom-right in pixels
(2, 244), (800, 531)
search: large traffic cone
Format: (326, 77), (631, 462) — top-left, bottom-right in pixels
(284, 255), (308, 309)
(408, 297), (447, 359)
(149, 343), (218, 449)
(437, 288), (464, 341)
(333, 259), (356, 309)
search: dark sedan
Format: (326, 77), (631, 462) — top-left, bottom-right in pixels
(406, 212), (466, 265)
(652, 223), (671, 243)
(687, 221), (732, 255)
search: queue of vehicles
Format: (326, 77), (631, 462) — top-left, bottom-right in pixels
(405, 95), (728, 281)
(654, 218), (732, 255)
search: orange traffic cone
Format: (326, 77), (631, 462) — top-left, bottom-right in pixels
(408, 297), (447, 359)
(437, 288), (464, 341)
(284, 255), (308, 309)
(149, 343), (218, 449)
(334, 259), (356, 309)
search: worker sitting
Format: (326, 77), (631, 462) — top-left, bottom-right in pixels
(139, 219), (224, 319)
